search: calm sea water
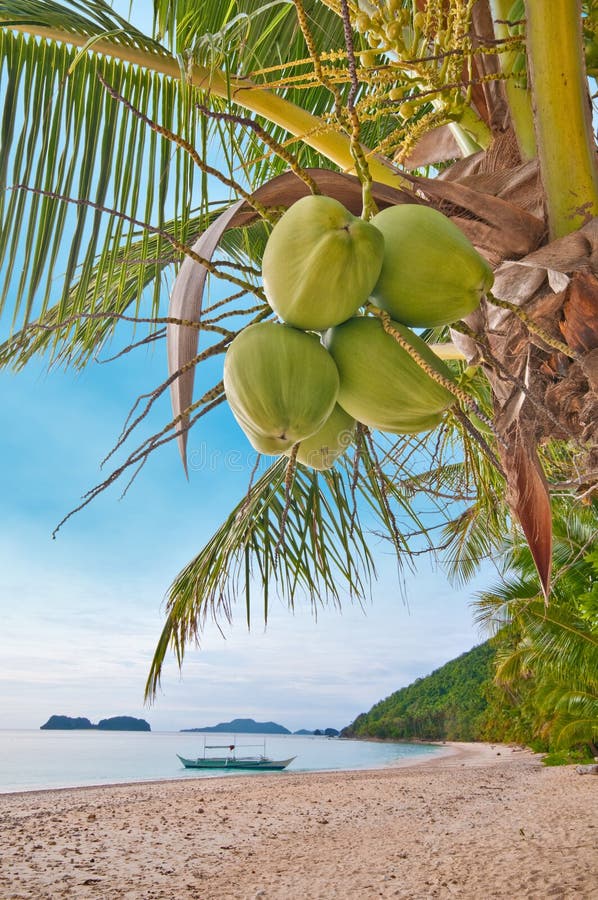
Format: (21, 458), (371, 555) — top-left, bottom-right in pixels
(0, 730), (441, 793)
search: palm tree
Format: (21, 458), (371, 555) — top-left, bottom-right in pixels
(475, 498), (598, 754)
(0, 1), (597, 691)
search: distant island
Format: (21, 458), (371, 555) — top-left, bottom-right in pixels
(40, 715), (151, 732)
(181, 718), (340, 736)
(181, 718), (290, 734)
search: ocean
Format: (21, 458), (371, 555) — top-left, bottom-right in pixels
(0, 730), (442, 793)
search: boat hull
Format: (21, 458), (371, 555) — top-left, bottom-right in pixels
(177, 754), (295, 771)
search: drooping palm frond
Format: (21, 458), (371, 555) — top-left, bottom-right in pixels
(0, 214), (183, 370)
(146, 409), (516, 691)
(442, 500), (509, 583)
(550, 712), (598, 749)
(146, 455), (378, 697)
(515, 601), (598, 686)
(0, 3), (363, 345)
(405, 366), (511, 584)
(535, 681), (598, 748)
(474, 572), (539, 633)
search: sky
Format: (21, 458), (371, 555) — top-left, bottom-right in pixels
(0, 4), (496, 734)
(0, 350), (493, 733)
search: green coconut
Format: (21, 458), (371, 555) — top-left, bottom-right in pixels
(370, 204), (494, 327)
(262, 195), (385, 330)
(323, 316), (454, 434)
(288, 403), (356, 471)
(224, 322), (340, 454)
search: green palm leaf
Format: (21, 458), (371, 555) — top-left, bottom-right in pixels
(535, 681), (598, 748)
(0, 203), (272, 369)
(146, 417), (510, 692)
(2, 0), (168, 53)
(146, 455), (377, 697)
(0, 3), (332, 341)
(0, 26), (200, 333)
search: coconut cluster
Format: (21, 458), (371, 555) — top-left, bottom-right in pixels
(223, 196), (493, 471)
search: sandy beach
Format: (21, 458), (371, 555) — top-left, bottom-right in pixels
(1, 742), (595, 899)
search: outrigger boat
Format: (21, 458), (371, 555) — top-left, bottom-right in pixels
(177, 741), (296, 771)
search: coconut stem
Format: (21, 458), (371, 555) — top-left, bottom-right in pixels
(451, 406), (505, 476)
(485, 292), (580, 359)
(489, 0), (536, 160)
(275, 444), (299, 564)
(366, 304), (501, 440)
(338, 0), (379, 220)
(194, 103), (322, 200)
(349, 426), (364, 534)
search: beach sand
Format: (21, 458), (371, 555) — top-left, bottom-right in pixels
(0, 742), (595, 899)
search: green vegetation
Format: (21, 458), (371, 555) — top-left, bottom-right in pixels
(345, 499), (598, 763)
(475, 499), (598, 761)
(343, 642), (496, 742)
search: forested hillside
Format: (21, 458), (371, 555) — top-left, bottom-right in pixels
(343, 643), (496, 741)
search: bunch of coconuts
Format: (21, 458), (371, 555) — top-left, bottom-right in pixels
(223, 196), (493, 471)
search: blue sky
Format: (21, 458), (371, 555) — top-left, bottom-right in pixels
(0, 344), (492, 732)
(0, 4), (495, 733)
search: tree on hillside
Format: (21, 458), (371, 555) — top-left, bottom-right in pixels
(343, 641), (496, 741)
(0, 1), (597, 691)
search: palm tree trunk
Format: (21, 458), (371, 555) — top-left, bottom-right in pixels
(524, 0), (598, 237)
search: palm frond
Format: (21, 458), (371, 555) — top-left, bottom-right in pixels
(147, 403), (514, 691)
(0, 204), (272, 370)
(438, 462), (508, 585)
(371, 363), (512, 586)
(2, 0), (168, 55)
(517, 601), (598, 686)
(474, 498), (598, 750)
(536, 682), (598, 748)
(153, 0), (344, 84)
(151, 0), (405, 188)
(146, 455), (377, 697)
(0, 27), (200, 333)
(551, 714), (598, 748)
(473, 573), (540, 634)
(493, 642), (535, 685)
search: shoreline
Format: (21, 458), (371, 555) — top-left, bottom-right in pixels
(393, 739), (538, 767)
(1, 742), (595, 899)
(0, 736), (447, 799)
